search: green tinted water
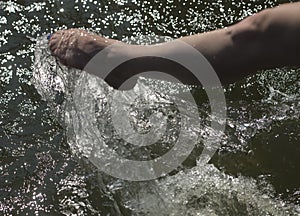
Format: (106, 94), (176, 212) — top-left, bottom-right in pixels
(0, 0), (299, 215)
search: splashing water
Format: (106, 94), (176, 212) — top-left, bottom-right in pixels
(31, 36), (299, 215)
(1, 0), (299, 214)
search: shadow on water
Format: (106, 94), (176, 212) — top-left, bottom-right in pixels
(0, 0), (299, 215)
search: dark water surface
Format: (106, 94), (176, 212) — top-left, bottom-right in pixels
(0, 0), (299, 215)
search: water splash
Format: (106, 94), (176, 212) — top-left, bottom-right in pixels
(1, 0), (299, 214)
(32, 37), (299, 215)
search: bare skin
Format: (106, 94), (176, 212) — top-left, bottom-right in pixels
(49, 29), (117, 69)
(49, 2), (300, 88)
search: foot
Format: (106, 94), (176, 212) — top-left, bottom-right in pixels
(49, 29), (116, 70)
